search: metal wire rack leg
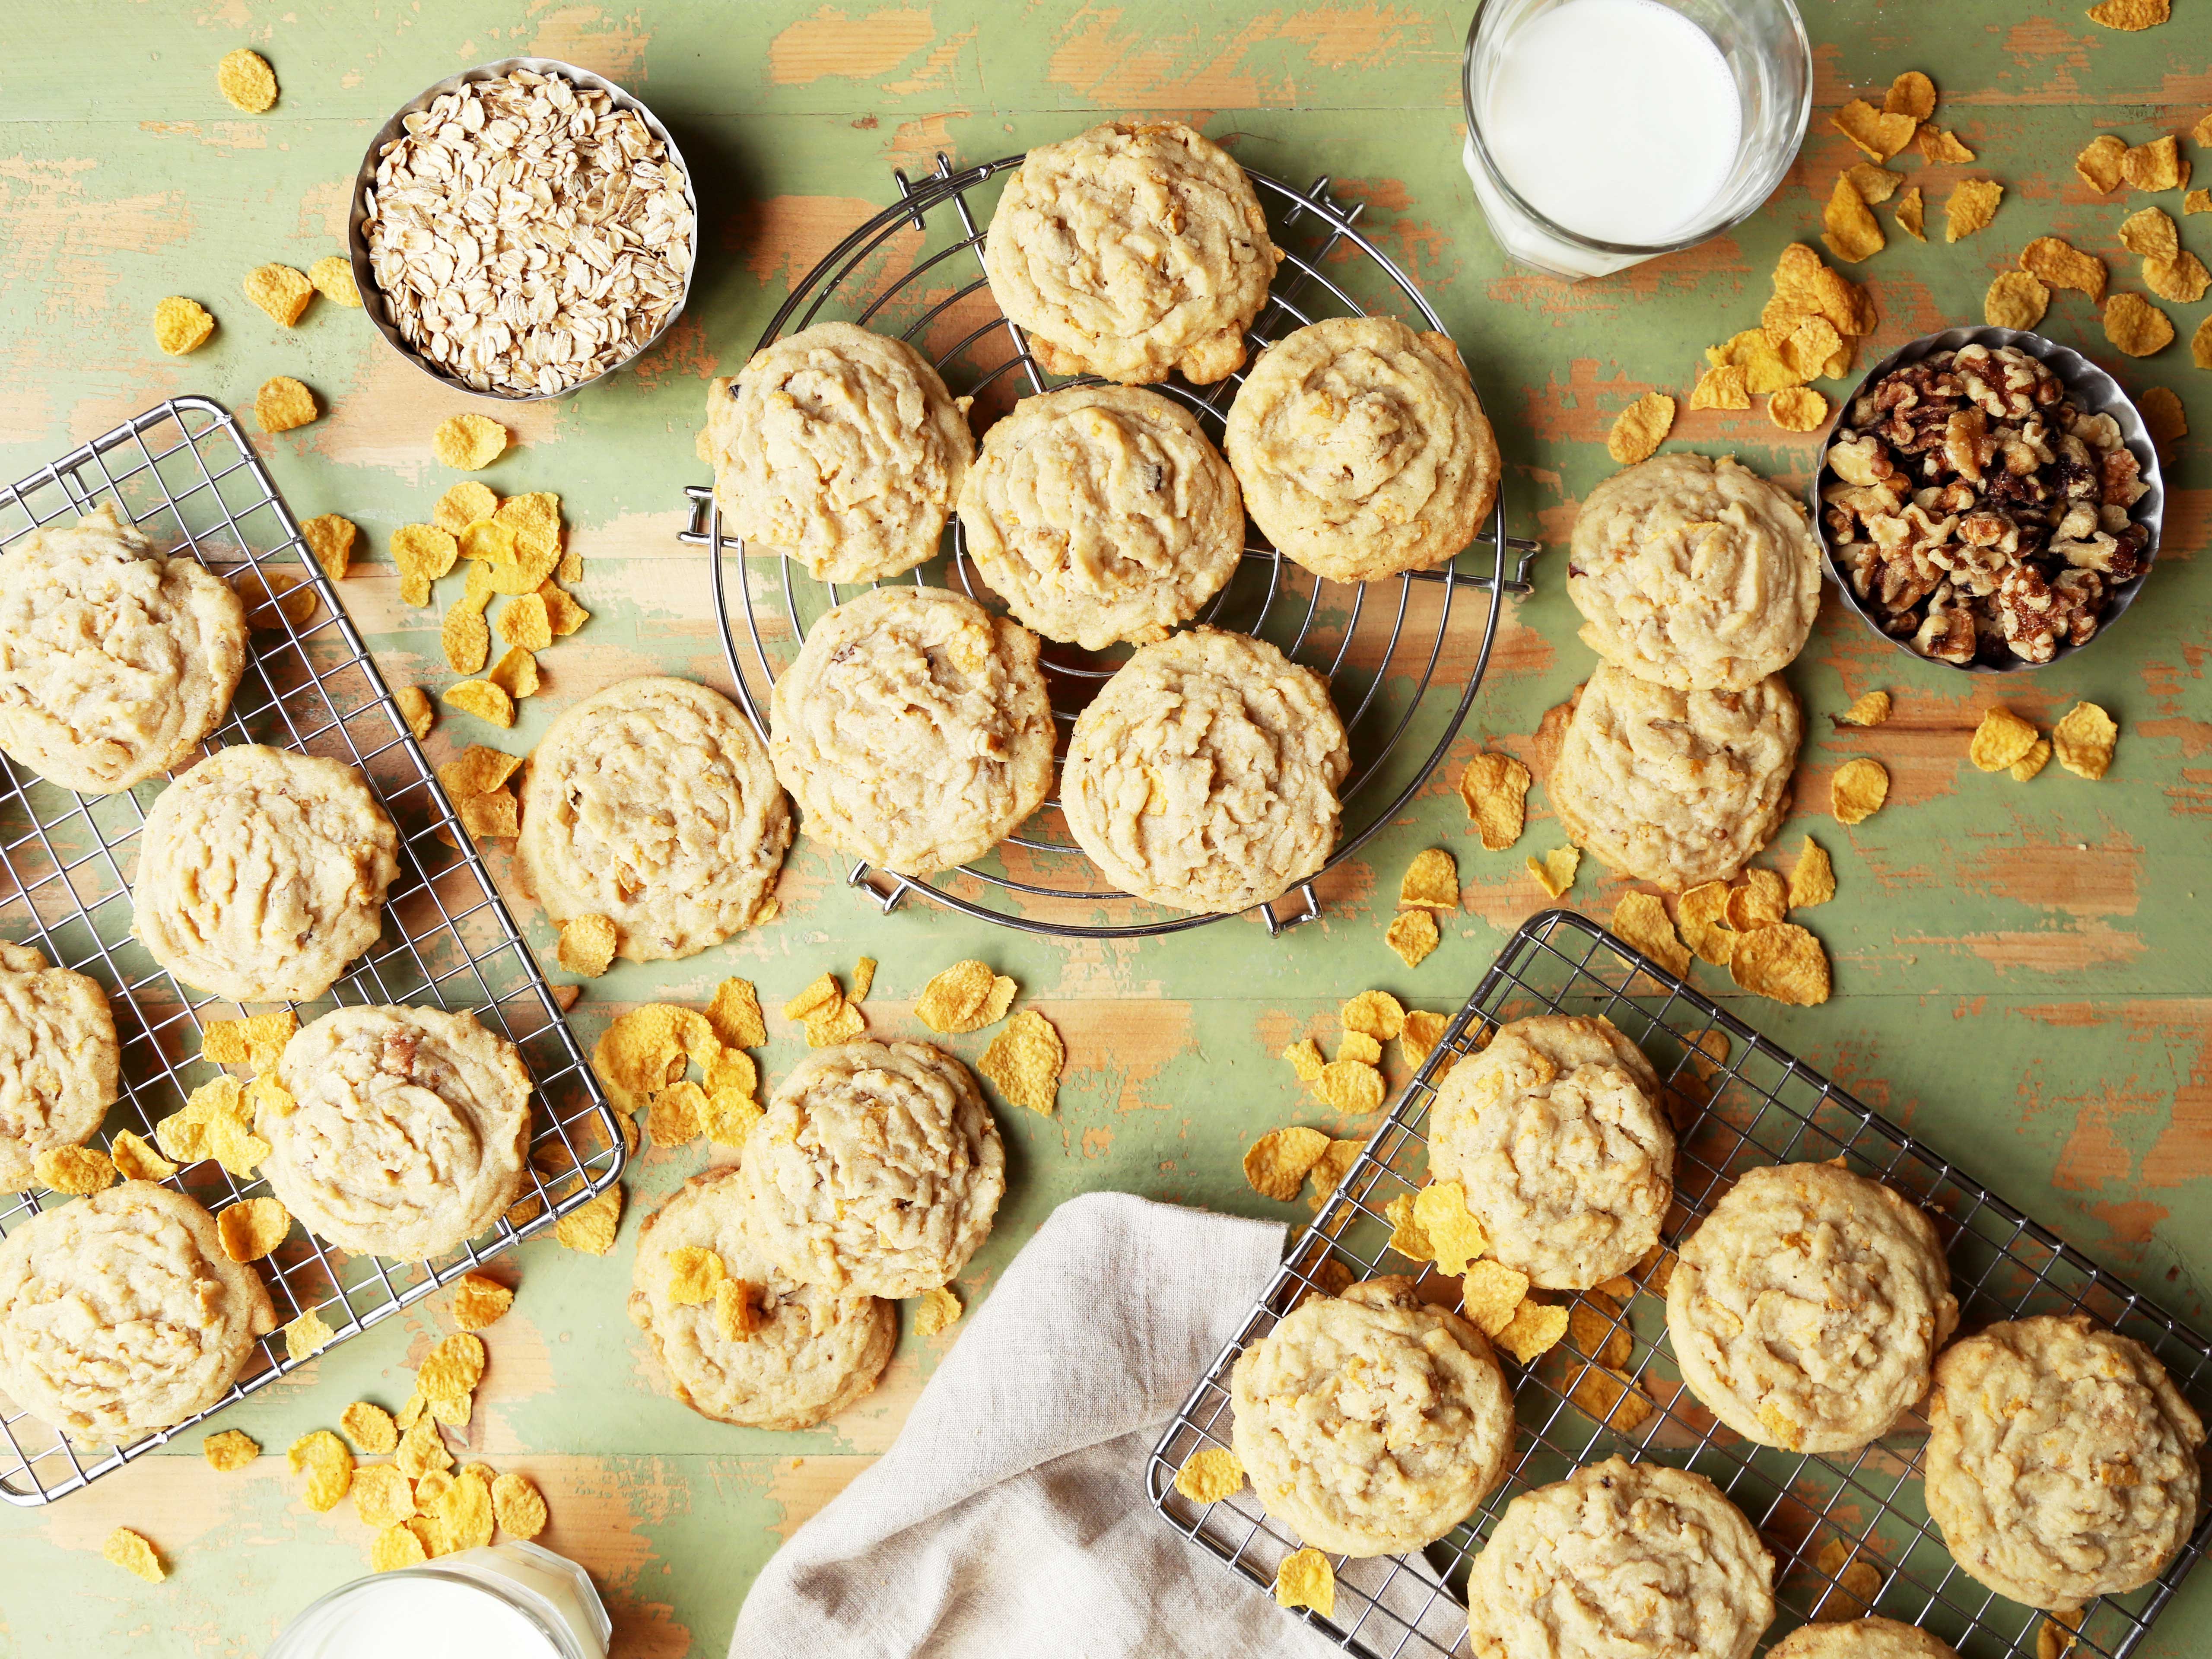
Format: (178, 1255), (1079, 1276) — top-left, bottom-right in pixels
(684, 153), (1539, 942)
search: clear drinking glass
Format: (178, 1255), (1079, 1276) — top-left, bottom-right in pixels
(1460, 0), (1812, 280)
(264, 1543), (613, 1659)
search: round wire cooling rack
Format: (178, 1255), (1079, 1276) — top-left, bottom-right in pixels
(680, 152), (1540, 941)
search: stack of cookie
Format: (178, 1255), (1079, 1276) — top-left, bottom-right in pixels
(627, 1039), (1004, 1431)
(703, 119), (1506, 916)
(1550, 452), (1823, 892)
(1229, 1011), (2206, 1657)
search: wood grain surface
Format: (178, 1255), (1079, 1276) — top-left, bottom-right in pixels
(0, 1), (2206, 1653)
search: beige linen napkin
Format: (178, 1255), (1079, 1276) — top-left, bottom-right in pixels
(729, 1190), (1352, 1659)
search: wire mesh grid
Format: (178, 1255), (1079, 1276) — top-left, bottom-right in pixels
(0, 396), (624, 1507)
(1148, 909), (2212, 1659)
(680, 152), (1540, 940)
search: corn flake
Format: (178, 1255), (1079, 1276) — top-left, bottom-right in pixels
(712, 1278), (763, 1341)
(2075, 133), (2128, 194)
(1917, 126), (1976, 165)
(307, 254), (359, 308)
(1611, 891), (1689, 977)
(433, 413), (509, 472)
(370, 1522), (428, 1573)
(1413, 1180), (1488, 1275)
(392, 522), (460, 604)
(1606, 392), (1675, 464)
(1769, 387), (1829, 433)
(1710, 328), (1801, 395)
(1730, 922), (1832, 1005)
(1337, 1031), (1383, 1067)
(1400, 1009), (1449, 1070)
(2022, 237), (2107, 302)
(1282, 1038), (1326, 1084)
(1496, 1299), (1570, 1363)
(648, 1080), (707, 1146)
(1688, 363), (1750, 411)
(1845, 163), (1903, 205)
(1341, 990), (1406, 1042)
(1571, 1366), (1655, 1433)
(1943, 179), (2003, 244)
(429, 1468), (496, 1554)
(1244, 1126), (1331, 1201)
(2010, 738), (2052, 782)
(1789, 839), (1837, 909)
(154, 295), (219, 359)
(979, 1009), (1065, 1116)
(486, 645), (539, 702)
(334, 1401), (396, 1457)
(1822, 175), (1885, 264)
(243, 262), (313, 326)
(1527, 845), (1579, 899)
(554, 1185), (622, 1255)
(282, 1303), (334, 1360)
(1985, 270), (2051, 332)
(288, 1428), (354, 1512)
(539, 582), (591, 636)
(1398, 848), (1458, 910)
(1831, 757), (1889, 825)
(254, 375), (318, 433)
(1970, 706), (2040, 772)
(2122, 135), (2185, 191)
(1833, 99), (1916, 162)
(661, 1245), (726, 1306)
(2052, 701), (2119, 779)
(1385, 907), (1439, 969)
(32, 1143), (113, 1194)
(916, 960), (1017, 1033)
(708, 978), (768, 1049)
(1460, 1258), (1531, 1336)
(1173, 1446), (1245, 1504)
(418, 1332), (486, 1402)
(2145, 251), (2211, 305)
(2104, 292), (2174, 357)
(344, 1465), (412, 1532)
(2196, 314), (2212, 369)
(1726, 868), (1789, 932)
(492, 1471), (547, 1540)
(108, 1129), (176, 1182)
(216, 44), (278, 110)
(2187, 188), (2212, 215)
(2139, 385), (2187, 453)
(1276, 1547), (1335, 1618)
(1384, 1191), (1433, 1262)
(1678, 881), (1735, 966)
(104, 1526), (165, 1583)
(2089, 0), (2171, 25)
(1883, 70), (1936, 120)
(200, 1428), (258, 1472)
(1837, 690), (1892, 728)
(1313, 1059), (1385, 1117)
(216, 1196), (289, 1262)
(802, 996), (866, 1047)
(1458, 751), (1532, 849)
(435, 484), (500, 537)
(2119, 207), (2180, 261)
(444, 678), (515, 727)
(1893, 186), (1926, 242)
(1305, 1139), (1361, 1211)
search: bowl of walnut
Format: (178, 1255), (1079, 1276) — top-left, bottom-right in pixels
(348, 59), (698, 401)
(1814, 327), (2162, 671)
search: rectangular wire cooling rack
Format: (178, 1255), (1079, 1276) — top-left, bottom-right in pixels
(1150, 909), (2212, 1659)
(0, 397), (623, 1506)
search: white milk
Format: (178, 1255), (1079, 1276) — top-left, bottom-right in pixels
(1474, 0), (1742, 248)
(267, 1544), (611, 1659)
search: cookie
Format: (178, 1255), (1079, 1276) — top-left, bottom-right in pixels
(740, 1040), (1004, 1299)
(1568, 453), (1821, 691)
(957, 384), (1244, 650)
(1667, 1161), (1958, 1453)
(628, 1164), (894, 1431)
(1466, 1456), (1777, 1659)
(1226, 316), (1501, 584)
(0, 502), (247, 794)
(0, 941), (120, 1192)
(768, 586), (1053, 876)
(1924, 1314), (2203, 1610)
(1549, 664), (1802, 893)
(1230, 1276), (1514, 1556)
(1427, 1014), (1671, 1290)
(705, 321), (973, 583)
(0, 1181), (275, 1445)
(132, 745), (400, 1003)
(515, 677), (791, 962)
(263, 1005), (532, 1260)
(1060, 627), (1349, 914)
(982, 120), (1278, 385)
(1769, 1620), (1962, 1659)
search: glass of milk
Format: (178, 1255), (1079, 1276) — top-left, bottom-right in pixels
(264, 1543), (613, 1659)
(1461, 0), (1811, 279)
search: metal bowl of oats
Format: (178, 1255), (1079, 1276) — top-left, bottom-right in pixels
(348, 58), (698, 401)
(1811, 324), (2163, 674)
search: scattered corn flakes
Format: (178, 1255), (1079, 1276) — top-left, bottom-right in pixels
(1400, 1009), (1449, 1070)
(2021, 237), (2107, 302)
(444, 678), (515, 727)
(216, 1196), (289, 1263)
(1969, 706), (2040, 772)
(895, 1285), (958, 1341)
(203, 1428), (258, 1472)
(2121, 135), (2185, 192)
(979, 1009), (1065, 1116)
(1313, 1059), (1385, 1117)
(216, 45), (278, 111)
(1459, 752), (1532, 850)
(1413, 1180), (1487, 1275)
(1688, 363), (1750, 410)
(1943, 179), (2003, 243)
(339, 1400), (398, 1456)
(2052, 702), (2119, 779)
(1730, 922), (1833, 1005)
(2196, 314), (2212, 369)
(2078, 134), (2128, 192)
(243, 263), (313, 326)
(2119, 207), (2180, 260)
(1768, 386), (1828, 432)
(1831, 757), (1889, 825)
(104, 1526), (165, 1584)
(1398, 848), (1458, 910)
(1336, 1031), (1383, 1066)
(1678, 882), (1734, 966)
(1304, 1139), (1361, 1211)
(2145, 252), (2210, 305)
(1883, 70), (1936, 120)
(2139, 385), (2187, 453)
(436, 744), (523, 799)
(1778, 314), (1845, 382)
(1837, 690), (1892, 728)
(1496, 1300), (1570, 1364)
(2088, 0), (2170, 27)
(1384, 1191), (1432, 1262)
(289, 1429), (355, 1512)
(371, 1522), (429, 1573)
(663, 1245), (726, 1306)
(649, 1080), (708, 1144)
(554, 1185), (622, 1255)
(1385, 908), (1439, 969)
(2038, 1610), (2086, 1659)
(396, 1413), (453, 1481)
(706, 979), (767, 1050)
(802, 996), (866, 1047)
(915, 960), (1017, 1033)
(1606, 392), (1675, 464)
(1341, 990), (1406, 1042)
(1833, 99), (1916, 162)
(2104, 292), (2175, 356)
(1611, 892), (1689, 977)
(2011, 738), (2052, 782)
(108, 1129), (176, 1182)
(34, 1143), (114, 1194)
(1845, 163), (1902, 205)
(486, 645), (539, 701)
(307, 254), (359, 307)
(393, 683), (435, 741)
(1985, 270), (2051, 331)
(2187, 188), (2212, 215)
(1244, 1126), (1331, 1202)
(254, 375), (318, 433)
(441, 599), (490, 675)
(491, 1471), (547, 1541)
(712, 1278), (763, 1342)
(555, 914), (619, 979)
(1917, 127), (1976, 165)
(153, 294), (217, 356)
(1710, 328), (1799, 396)
(433, 413), (510, 472)
(1788, 839), (1836, 909)
(1460, 1258), (1531, 1336)
(391, 522), (460, 607)
(1726, 868), (1788, 932)
(1822, 175), (1885, 263)
(1173, 1446), (1245, 1504)
(1893, 187), (1926, 241)
(429, 1468), (496, 1554)
(1282, 1038), (1325, 1083)
(345, 1465), (412, 1532)
(435, 484), (499, 536)
(1276, 1548), (1335, 1618)
(1527, 846), (1579, 899)
(443, 1275), (514, 1338)
(294, 514), (356, 583)
(418, 1332), (486, 1402)
(539, 582), (591, 636)
(1570, 1365), (1655, 1433)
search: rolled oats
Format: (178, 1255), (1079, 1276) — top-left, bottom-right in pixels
(361, 70), (694, 397)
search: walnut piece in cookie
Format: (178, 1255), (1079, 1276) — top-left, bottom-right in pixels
(1822, 344), (2152, 667)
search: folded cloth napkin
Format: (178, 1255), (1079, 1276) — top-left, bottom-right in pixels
(730, 1190), (1348, 1659)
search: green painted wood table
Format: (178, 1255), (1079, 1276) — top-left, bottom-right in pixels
(0, 1), (2207, 1653)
